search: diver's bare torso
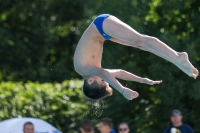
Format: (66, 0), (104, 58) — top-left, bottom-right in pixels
(73, 23), (105, 73)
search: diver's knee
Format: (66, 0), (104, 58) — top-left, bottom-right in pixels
(144, 35), (159, 43)
(142, 35), (159, 49)
(134, 35), (147, 50)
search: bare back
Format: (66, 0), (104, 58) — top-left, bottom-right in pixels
(73, 23), (105, 73)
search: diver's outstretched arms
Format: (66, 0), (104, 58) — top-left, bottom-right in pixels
(77, 66), (163, 100)
(105, 69), (162, 85)
(103, 15), (199, 79)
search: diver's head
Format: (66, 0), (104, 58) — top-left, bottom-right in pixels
(83, 76), (113, 100)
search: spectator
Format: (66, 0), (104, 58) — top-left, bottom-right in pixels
(163, 109), (194, 133)
(80, 119), (95, 133)
(23, 122), (34, 133)
(98, 117), (116, 133)
(118, 122), (130, 133)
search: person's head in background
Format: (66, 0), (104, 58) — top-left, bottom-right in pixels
(98, 118), (113, 133)
(80, 119), (95, 133)
(170, 109), (183, 127)
(118, 122), (130, 133)
(23, 122), (34, 133)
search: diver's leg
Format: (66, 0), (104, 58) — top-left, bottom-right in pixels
(103, 15), (198, 78)
(110, 37), (176, 64)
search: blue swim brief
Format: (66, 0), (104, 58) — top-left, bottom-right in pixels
(93, 14), (112, 40)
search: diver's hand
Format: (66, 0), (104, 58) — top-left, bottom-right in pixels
(143, 78), (162, 85)
(122, 87), (139, 100)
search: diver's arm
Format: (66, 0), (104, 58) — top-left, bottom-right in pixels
(105, 69), (162, 85)
(77, 66), (138, 100)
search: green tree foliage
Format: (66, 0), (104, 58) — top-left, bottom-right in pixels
(0, 80), (89, 133)
(1, 0), (200, 133)
(0, 0), (84, 82)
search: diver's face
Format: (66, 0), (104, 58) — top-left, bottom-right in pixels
(86, 76), (113, 97)
(87, 76), (109, 87)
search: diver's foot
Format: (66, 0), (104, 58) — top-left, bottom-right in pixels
(176, 52), (199, 79)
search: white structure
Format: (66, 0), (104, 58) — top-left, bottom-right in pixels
(0, 116), (62, 133)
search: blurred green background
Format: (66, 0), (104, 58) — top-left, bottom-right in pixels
(0, 0), (200, 132)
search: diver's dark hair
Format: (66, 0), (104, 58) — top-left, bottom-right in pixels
(81, 119), (94, 132)
(83, 79), (112, 100)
